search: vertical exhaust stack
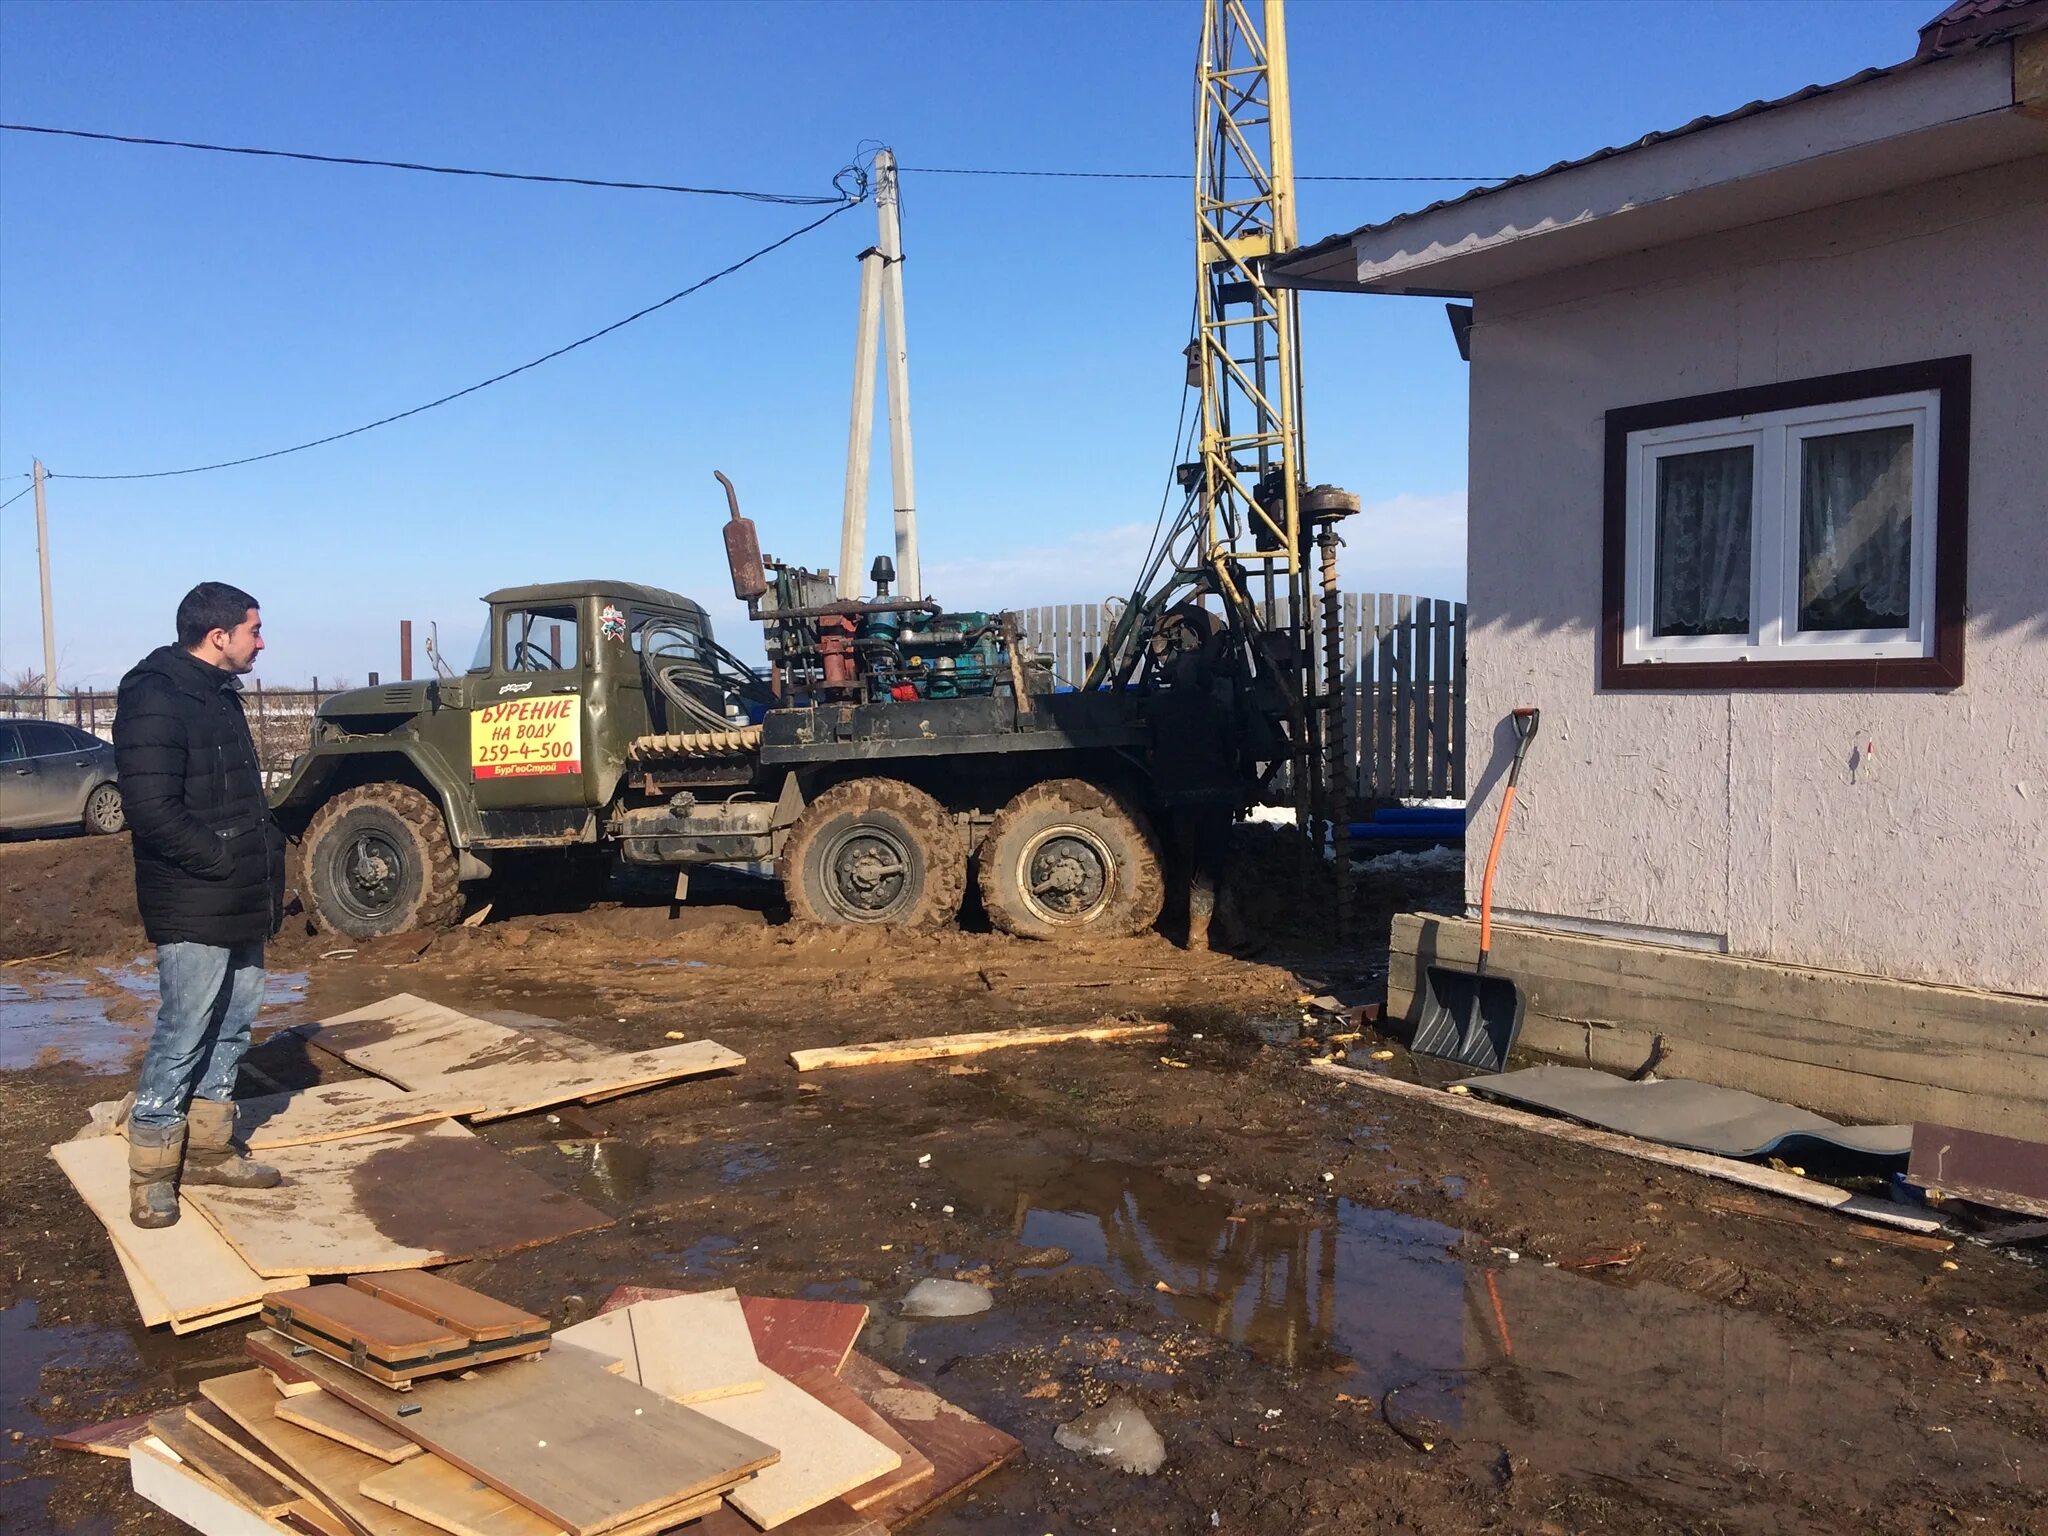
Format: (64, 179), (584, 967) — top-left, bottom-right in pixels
(716, 471), (767, 611)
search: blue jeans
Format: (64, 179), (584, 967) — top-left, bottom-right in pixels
(131, 942), (266, 1130)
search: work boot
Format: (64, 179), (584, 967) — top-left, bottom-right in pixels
(181, 1097), (282, 1189)
(127, 1117), (185, 1229)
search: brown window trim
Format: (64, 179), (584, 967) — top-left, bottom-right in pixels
(1601, 355), (1969, 691)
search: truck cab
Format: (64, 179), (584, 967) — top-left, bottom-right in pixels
(272, 580), (718, 936)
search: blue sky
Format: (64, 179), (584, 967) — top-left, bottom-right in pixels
(0, 0), (1934, 686)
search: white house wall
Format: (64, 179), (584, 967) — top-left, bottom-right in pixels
(1464, 156), (2048, 996)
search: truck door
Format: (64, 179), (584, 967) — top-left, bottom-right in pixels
(469, 600), (593, 813)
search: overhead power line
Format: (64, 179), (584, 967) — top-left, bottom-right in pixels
(0, 122), (861, 206)
(899, 164), (1505, 183)
(0, 482), (33, 512)
(47, 200), (863, 482)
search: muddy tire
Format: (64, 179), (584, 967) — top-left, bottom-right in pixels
(82, 782), (125, 836)
(302, 783), (461, 939)
(781, 778), (964, 929)
(977, 779), (1164, 942)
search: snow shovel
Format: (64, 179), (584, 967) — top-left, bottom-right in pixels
(1411, 707), (1540, 1073)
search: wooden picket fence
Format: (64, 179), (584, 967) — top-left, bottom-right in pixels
(1018, 592), (1466, 803)
(1, 684), (335, 778)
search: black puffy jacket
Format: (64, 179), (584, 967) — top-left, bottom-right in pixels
(113, 646), (284, 947)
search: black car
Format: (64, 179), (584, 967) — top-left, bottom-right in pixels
(0, 718), (125, 835)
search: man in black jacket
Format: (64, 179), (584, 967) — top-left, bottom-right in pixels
(114, 582), (286, 1228)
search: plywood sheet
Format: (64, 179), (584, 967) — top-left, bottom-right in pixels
(150, 1409), (298, 1517)
(835, 1354), (1020, 1528)
(693, 1368), (899, 1529)
(358, 1455), (568, 1536)
(347, 1270), (548, 1342)
(739, 1296), (868, 1379)
(131, 1439), (297, 1536)
(237, 1078), (479, 1151)
(790, 1368), (932, 1511)
(558, 1289), (762, 1405)
(445, 1041), (745, 1123)
(184, 1122), (613, 1277)
(53, 1408), (155, 1459)
(50, 1134), (279, 1322)
(788, 1020), (1168, 1072)
(185, 1400), (324, 1507)
(683, 1502), (885, 1536)
(274, 1389), (423, 1463)
(248, 1330), (779, 1536)
(199, 1370), (447, 1536)
(1910, 1121), (2048, 1218)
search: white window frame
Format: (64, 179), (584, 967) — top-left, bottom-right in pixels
(1621, 388), (1940, 667)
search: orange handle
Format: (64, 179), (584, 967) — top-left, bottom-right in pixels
(1477, 781), (1517, 956)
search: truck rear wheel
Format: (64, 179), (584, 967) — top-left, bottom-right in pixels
(782, 778), (963, 929)
(978, 779), (1164, 941)
(302, 783), (461, 939)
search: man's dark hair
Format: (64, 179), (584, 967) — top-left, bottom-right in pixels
(176, 582), (260, 648)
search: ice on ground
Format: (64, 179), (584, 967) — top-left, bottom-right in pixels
(1055, 1397), (1167, 1474)
(901, 1278), (994, 1317)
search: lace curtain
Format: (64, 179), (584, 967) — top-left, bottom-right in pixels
(1799, 426), (1913, 631)
(1654, 446), (1753, 637)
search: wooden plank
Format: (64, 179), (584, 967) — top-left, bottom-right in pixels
(1387, 912), (2048, 1135)
(1701, 1192), (1955, 1253)
(693, 1367), (900, 1529)
(1431, 598), (1453, 797)
(300, 1003), (584, 1090)
(1342, 591), (1362, 802)
(442, 1040), (744, 1123)
(834, 1354), (1021, 1528)
(1307, 1061), (1947, 1232)
(358, 1455), (568, 1536)
(184, 1122), (613, 1278)
(264, 1283), (472, 1360)
(790, 1367), (933, 1511)
(596, 1289), (765, 1404)
(53, 1408), (156, 1459)
(150, 1409), (299, 1518)
(131, 1440), (298, 1536)
(346, 1271), (548, 1343)
(789, 1019), (1169, 1071)
(1393, 595), (1415, 798)
(1910, 1122), (2048, 1218)
(1450, 602), (1468, 797)
(1375, 593), (1396, 802)
(679, 1502), (884, 1536)
(739, 1296), (868, 1379)
(275, 1390), (425, 1463)
(185, 1400), (325, 1507)
(50, 1134), (281, 1323)
(238, 1078), (472, 1152)
(1410, 598), (1431, 802)
(248, 1330), (780, 1536)
(200, 1370), (449, 1536)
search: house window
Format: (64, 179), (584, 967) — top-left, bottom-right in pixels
(1603, 357), (1968, 688)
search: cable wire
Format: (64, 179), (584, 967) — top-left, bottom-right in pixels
(0, 122), (860, 205)
(48, 199), (863, 482)
(900, 165), (1504, 183)
(0, 482), (34, 512)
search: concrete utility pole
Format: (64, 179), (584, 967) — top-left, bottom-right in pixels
(838, 249), (884, 600)
(31, 460), (56, 696)
(873, 150), (921, 601)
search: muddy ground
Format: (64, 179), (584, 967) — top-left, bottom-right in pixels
(2, 830), (2044, 1536)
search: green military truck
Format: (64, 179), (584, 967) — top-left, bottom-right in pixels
(272, 562), (1273, 944)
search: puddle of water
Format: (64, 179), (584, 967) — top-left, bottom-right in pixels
(0, 1299), (131, 1533)
(938, 1149), (2043, 1520)
(558, 1140), (654, 1203)
(0, 982), (144, 1073)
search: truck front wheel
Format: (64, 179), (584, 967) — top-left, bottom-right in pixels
(302, 783), (462, 939)
(782, 778), (964, 929)
(978, 779), (1164, 941)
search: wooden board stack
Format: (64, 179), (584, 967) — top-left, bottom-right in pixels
(77, 1273), (1022, 1536)
(45, 992), (742, 1333)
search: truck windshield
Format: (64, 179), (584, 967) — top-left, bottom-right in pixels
(501, 605), (581, 672)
